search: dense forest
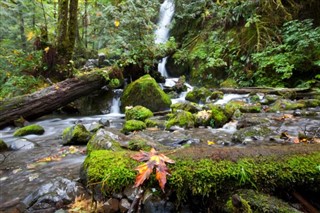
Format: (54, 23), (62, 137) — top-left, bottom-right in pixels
(1, 0), (320, 100)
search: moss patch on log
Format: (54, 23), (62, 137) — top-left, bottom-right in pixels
(83, 146), (320, 203)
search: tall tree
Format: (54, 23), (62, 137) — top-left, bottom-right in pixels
(56, 0), (78, 66)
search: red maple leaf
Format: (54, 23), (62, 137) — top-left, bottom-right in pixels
(131, 148), (175, 192)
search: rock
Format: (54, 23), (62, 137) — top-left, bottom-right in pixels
(209, 91), (224, 101)
(13, 124), (45, 137)
(125, 105), (153, 121)
(171, 102), (202, 113)
(10, 139), (35, 150)
(121, 120), (146, 134)
(166, 110), (195, 129)
(103, 198), (120, 213)
(119, 198), (131, 213)
(269, 99), (306, 112)
(120, 75), (171, 112)
(123, 186), (139, 201)
(195, 110), (212, 127)
(87, 128), (119, 153)
(0, 139), (8, 151)
(232, 125), (273, 143)
(185, 87), (211, 103)
(143, 195), (175, 213)
(210, 105), (229, 128)
(127, 136), (152, 151)
(62, 124), (91, 145)
(88, 121), (104, 133)
(22, 177), (84, 212)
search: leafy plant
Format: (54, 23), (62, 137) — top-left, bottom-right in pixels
(131, 148), (175, 192)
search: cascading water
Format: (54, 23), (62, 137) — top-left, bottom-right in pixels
(155, 0), (175, 77)
(109, 89), (122, 115)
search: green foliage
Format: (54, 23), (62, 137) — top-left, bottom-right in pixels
(252, 19), (320, 87)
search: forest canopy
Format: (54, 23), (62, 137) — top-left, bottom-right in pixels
(1, 0), (320, 99)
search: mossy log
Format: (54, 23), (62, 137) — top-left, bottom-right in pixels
(217, 87), (318, 99)
(0, 72), (106, 129)
(83, 144), (320, 206)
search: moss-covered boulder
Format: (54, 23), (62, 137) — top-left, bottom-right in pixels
(210, 105), (229, 128)
(195, 110), (213, 127)
(170, 102), (202, 113)
(127, 136), (153, 151)
(87, 128), (121, 153)
(209, 91), (224, 101)
(125, 105), (153, 121)
(0, 139), (8, 152)
(225, 101), (262, 117)
(120, 75), (171, 112)
(13, 124), (45, 136)
(166, 110), (195, 129)
(121, 120), (146, 134)
(225, 190), (301, 213)
(232, 126), (273, 143)
(269, 99), (306, 112)
(62, 124), (92, 145)
(185, 87), (211, 103)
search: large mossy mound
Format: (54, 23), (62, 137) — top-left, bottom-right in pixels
(83, 146), (320, 205)
(13, 124), (45, 136)
(120, 75), (171, 112)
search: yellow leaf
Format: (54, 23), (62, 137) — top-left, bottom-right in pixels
(44, 46), (50, 53)
(207, 140), (216, 145)
(114, 20), (120, 27)
(27, 31), (35, 41)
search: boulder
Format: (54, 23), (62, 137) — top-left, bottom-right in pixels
(87, 128), (121, 153)
(125, 105), (153, 121)
(185, 87), (211, 103)
(121, 120), (146, 134)
(120, 75), (171, 112)
(210, 105), (229, 128)
(62, 124), (91, 145)
(13, 124), (45, 137)
(171, 102), (202, 113)
(166, 110), (195, 129)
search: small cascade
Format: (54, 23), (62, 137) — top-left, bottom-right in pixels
(109, 89), (122, 115)
(214, 94), (249, 105)
(155, 0), (175, 77)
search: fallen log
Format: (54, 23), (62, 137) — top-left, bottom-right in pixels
(0, 72), (107, 129)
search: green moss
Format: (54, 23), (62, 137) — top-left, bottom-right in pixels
(226, 195), (252, 213)
(120, 74), (171, 112)
(165, 110), (195, 129)
(170, 102), (201, 114)
(13, 124), (45, 136)
(210, 91), (224, 100)
(210, 105), (229, 128)
(128, 138), (152, 151)
(108, 78), (121, 89)
(62, 124), (92, 145)
(121, 120), (146, 133)
(84, 150), (137, 193)
(232, 126), (272, 143)
(269, 99), (306, 112)
(125, 105), (153, 121)
(145, 119), (158, 128)
(87, 129), (122, 154)
(220, 78), (238, 88)
(0, 139), (8, 151)
(185, 87), (211, 103)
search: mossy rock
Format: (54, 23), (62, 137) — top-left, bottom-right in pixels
(62, 124), (92, 145)
(195, 110), (212, 127)
(13, 124), (45, 137)
(145, 119), (158, 128)
(120, 75), (171, 112)
(210, 105), (229, 128)
(226, 189), (301, 213)
(87, 128), (121, 154)
(128, 137), (152, 151)
(83, 148), (320, 205)
(232, 126), (272, 143)
(125, 105), (153, 121)
(185, 87), (211, 103)
(209, 91), (224, 101)
(225, 100), (261, 116)
(298, 99), (320, 108)
(0, 139), (8, 152)
(220, 78), (238, 88)
(269, 99), (306, 112)
(170, 102), (202, 113)
(165, 110), (195, 129)
(122, 120), (146, 134)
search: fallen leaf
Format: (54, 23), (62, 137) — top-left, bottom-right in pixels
(207, 140), (216, 145)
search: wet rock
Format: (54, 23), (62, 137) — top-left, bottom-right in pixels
(237, 114), (271, 128)
(13, 124), (45, 137)
(232, 125), (273, 143)
(143, 196), (175, 213)
(166, 110), (195, 129)
(0, 139), (8, 151)
(103, 198), (120, 213)
(119, 198), (131, 212)
(125, 105), (153, 121)
(88, 121), (103, 133)
(62, 124), (91, 145)
(10, 139), (35, 150)
(123, 186), (139, 201)
(22, 177), (84, 212)
(195, 110), (212, 127)
(185, 87), (211, 104)
(87, 128), (120, 153)
(120, 74), (171, 112)
(209, 105), (229, 128)
(209, 91), (224, 101)
(171, 102), (202, 114)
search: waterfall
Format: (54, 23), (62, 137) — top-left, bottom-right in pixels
(109, 89), (122, 115)
(155, 0), (175, 77)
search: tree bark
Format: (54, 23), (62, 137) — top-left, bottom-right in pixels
(0, 72), (106, 129)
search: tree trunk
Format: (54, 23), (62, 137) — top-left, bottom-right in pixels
(17, 1), (27, 51)
(0, 72), (107, 129)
